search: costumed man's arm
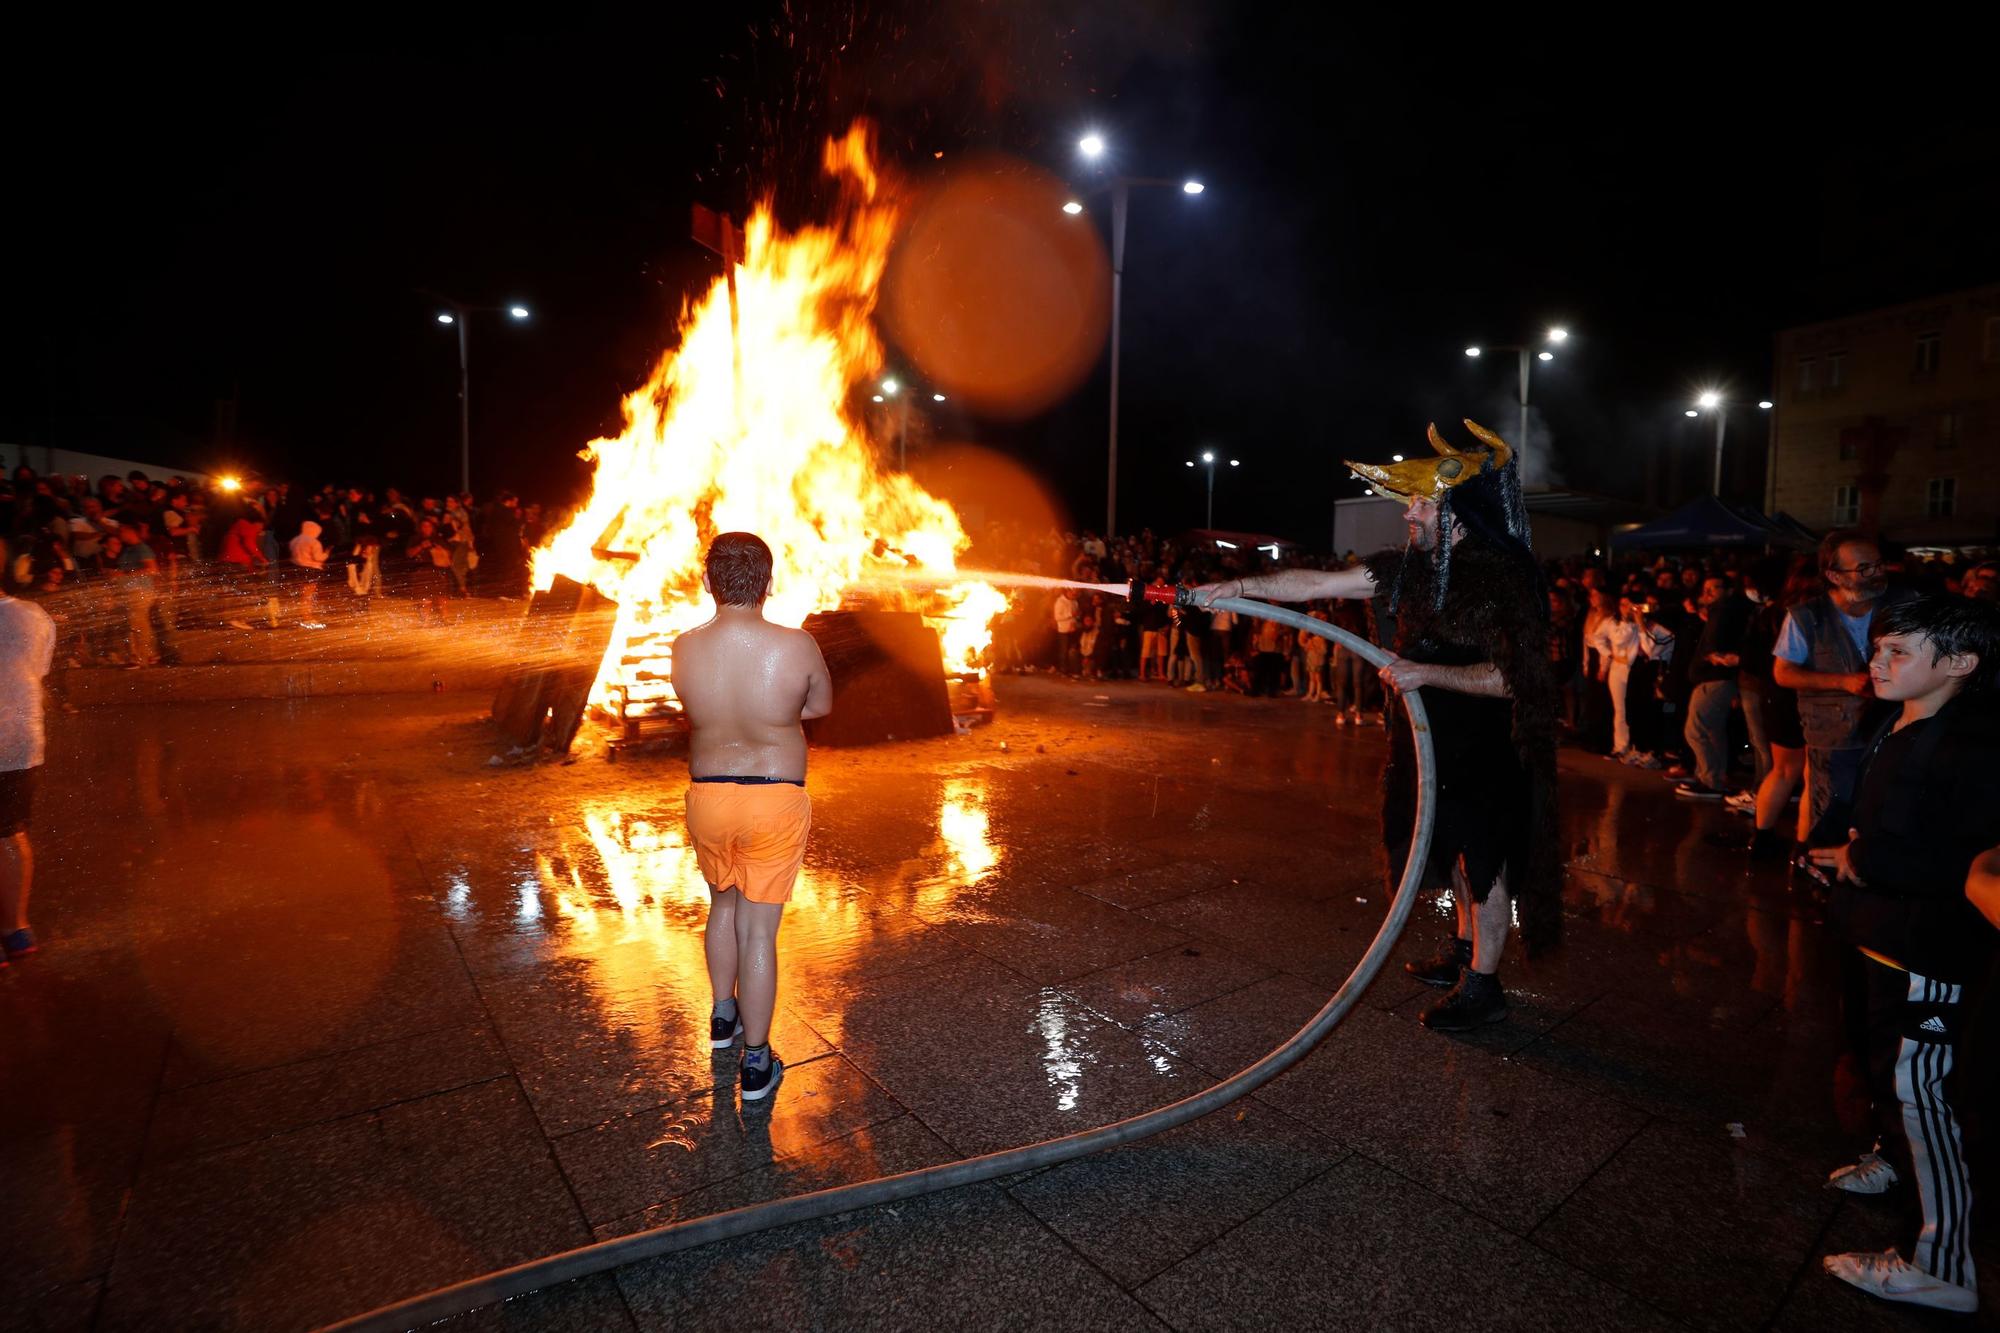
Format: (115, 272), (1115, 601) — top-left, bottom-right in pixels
(1189, 566), (1375, 607)
(1379, 658), (1508, 697)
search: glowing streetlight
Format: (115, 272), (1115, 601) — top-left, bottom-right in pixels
(218, 476), (243, 493)
(1687, 391), (1773, 496)
(875, 375), (942, 468)
(1460, 325), (1573, 480)
(1392, 453), (1406, 462)
(1078, 133), (1105, 158)
(428, 295), (534, 492)
(1081, 167), (1209, 537)
(1190, 451), (1237, 527)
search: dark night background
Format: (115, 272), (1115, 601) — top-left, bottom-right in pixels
(9, 11), (1997, 546)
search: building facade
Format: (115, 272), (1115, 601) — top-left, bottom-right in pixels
(1768, 282), (2000, 547)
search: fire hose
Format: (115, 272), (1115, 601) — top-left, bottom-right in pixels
(320, 597), (1436, 1333)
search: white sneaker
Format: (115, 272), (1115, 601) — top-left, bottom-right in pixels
(1827, 1151), (1899, 1195)
(1824, 1248), (1976, 1312)
(1724, 791), (1757, 812)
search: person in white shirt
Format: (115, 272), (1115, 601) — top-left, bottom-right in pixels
(1588, 593), (1666, 758)
(1052, 591), (1080, 676)
(289, 520), (330, 626)
(0, 584), (56, 963)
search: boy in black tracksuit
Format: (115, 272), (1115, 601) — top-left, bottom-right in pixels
(1809, 594), (2000, 1313)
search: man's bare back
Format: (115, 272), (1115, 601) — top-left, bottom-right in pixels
(671, 610), (833, 781)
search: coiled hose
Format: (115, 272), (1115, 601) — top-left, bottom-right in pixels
(320, 599), (1436, 1332)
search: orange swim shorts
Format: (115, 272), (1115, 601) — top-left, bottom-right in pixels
(685, 780), (813, 904)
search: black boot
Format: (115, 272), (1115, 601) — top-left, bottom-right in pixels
(1420, 968), (1510, 1031)
(1404, 936), (1472, 988)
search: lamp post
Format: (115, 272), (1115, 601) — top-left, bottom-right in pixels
(1686, 391), (1774, 497)
(1463, 326), (1568, 476)
(871, 377), (946, 470)
(432, 299), (530, 494)
(1070, 133), (1205, 539)
(1184, 450), (1240, 529)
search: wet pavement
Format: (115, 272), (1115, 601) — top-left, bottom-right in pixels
(5, 675), (1995, 1330)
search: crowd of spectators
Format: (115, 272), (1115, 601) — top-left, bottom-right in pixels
(968, 520), (2000, 766)
(0, 467), (549, 667)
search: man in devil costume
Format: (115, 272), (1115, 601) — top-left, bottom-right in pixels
(1193, 420), (1560, 1029)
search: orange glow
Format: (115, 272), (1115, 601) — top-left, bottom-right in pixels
(530, 122), (1003, 708)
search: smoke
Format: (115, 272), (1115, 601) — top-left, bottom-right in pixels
(1478, 396), (1565, 490)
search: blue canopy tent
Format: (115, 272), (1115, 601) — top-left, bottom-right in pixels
(1610, 495), (1815, 551)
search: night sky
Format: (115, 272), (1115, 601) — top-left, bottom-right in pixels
(11, 13), (1996, 545)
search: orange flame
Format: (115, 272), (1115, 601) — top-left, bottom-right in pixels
(532, 123), (1003, 708)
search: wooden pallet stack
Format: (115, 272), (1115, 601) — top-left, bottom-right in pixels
(489, 575), (620, 756)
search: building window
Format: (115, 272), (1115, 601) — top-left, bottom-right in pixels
(1826, 350), (1848, 393)
(1834, 485), (1860, 525)
(1914, 332), (1942, 377)
(1838, 432), (1858, 461)
(1985, 316), (2000, 363)
(1795, 357), (1817, 400)
(1927, 477), (1955, 518)
(1938, 411), (1960, 449)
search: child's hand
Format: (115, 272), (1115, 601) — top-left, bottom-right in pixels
(1807, 830), (1866, 886)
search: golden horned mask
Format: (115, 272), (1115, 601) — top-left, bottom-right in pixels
(1346, 419), (1513, 503)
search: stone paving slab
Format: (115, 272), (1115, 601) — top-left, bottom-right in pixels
(1530, 1118), (1844, 1331)
(98, 1080), (590, 1331)
(1135, 1153), (1682, 1332)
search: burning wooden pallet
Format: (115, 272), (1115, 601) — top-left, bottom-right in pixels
(489, 575), (620, 756)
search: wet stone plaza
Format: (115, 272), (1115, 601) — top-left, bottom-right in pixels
(7, 675), (1996, 1331)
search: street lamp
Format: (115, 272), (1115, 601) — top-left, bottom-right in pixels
(1462, 326), (1569, 479)
(1688, 390), (1773, 497)
(429, 296), (531, 494)
(1189, 451), (1239, 528)
(1076, 134), (1206, 538)
(877, 375), (946, 470)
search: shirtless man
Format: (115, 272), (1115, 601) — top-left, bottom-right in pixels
(670, 533), (833, 1101)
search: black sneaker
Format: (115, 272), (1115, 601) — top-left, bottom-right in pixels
(709, 1012), (743, 1050)
(1419, 970), (1509, 1031)
(1404, 936), (1472, 988)
(740, 1049), (783, 1102)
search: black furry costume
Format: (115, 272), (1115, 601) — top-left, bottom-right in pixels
(1365, 537), (1563, 957)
